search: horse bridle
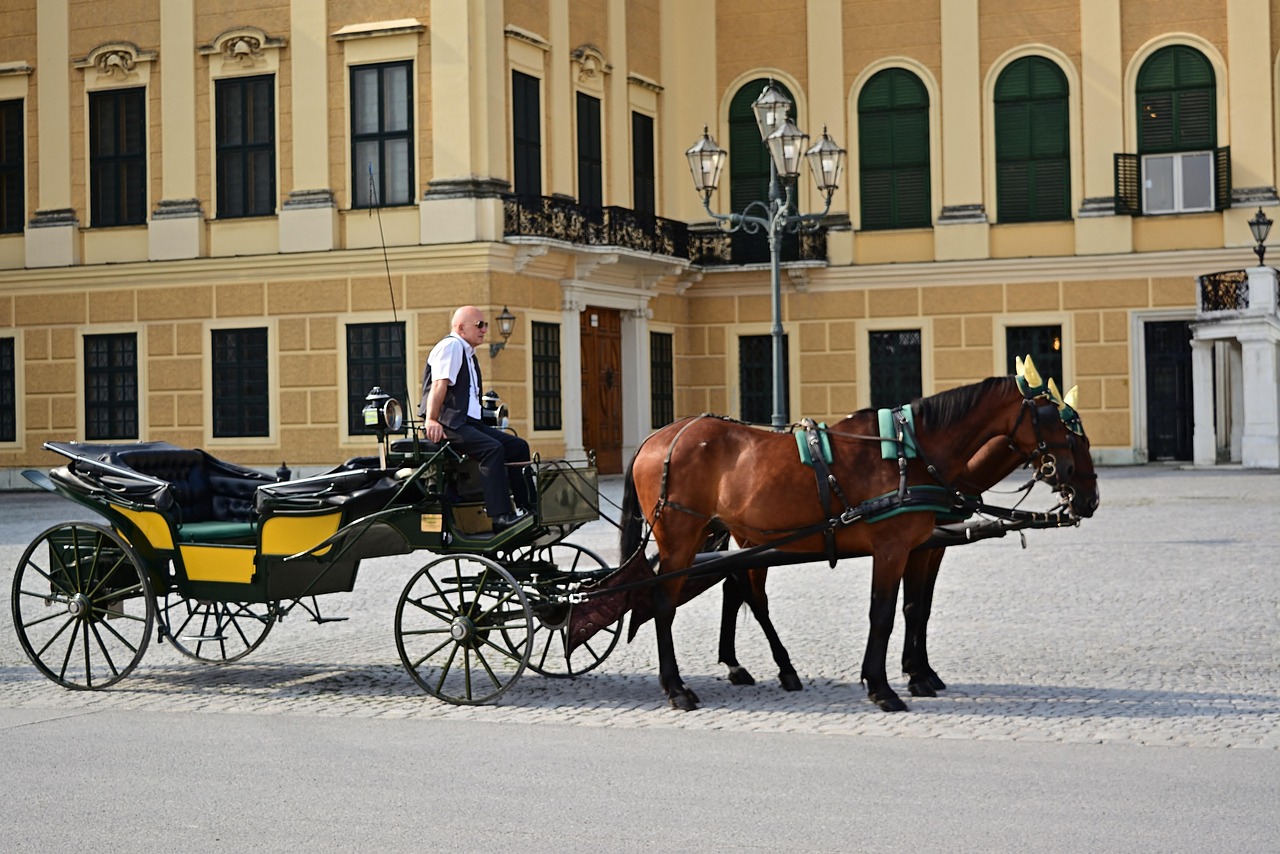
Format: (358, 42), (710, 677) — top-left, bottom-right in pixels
(1006, 396), (1094, 516)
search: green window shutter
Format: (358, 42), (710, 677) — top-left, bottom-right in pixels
(728, 79), (792, 215)
(1137, 46), (1215, 154)
(858, 68), (931, 230)
(994, 57), (1069, 223)
(1215, 146), (1231, 211)
(1114, 153), (1141, 215)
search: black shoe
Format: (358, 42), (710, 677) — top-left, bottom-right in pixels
(491, 510), (528, 531)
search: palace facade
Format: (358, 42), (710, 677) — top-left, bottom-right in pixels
(1, 0), (1278, 481)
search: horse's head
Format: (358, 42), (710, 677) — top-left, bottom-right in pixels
(1011, 355), (1100, 520)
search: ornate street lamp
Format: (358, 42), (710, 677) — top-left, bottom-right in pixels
(1248, 206), (1273, 266)
(685, 80), (845, 430)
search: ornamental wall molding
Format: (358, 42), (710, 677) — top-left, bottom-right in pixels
(570, 44), (611, 82)
(73, 42), (157, 82)
(199, 27), (287, 69)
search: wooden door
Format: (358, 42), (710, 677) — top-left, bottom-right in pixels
(580, 307), (623, 473)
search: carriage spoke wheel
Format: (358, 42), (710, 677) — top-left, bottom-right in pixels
(395, 554), (533, 705)
(158, 593), (276, 664)
(507, 542), (622, 678)
(11, 521), (154, 690)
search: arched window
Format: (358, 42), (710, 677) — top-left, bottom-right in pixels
(994, 56), (1069, 223)
(724, 78), (802, 262)
(858, 68), (930, 230)
(1127, 45), (1223, 215)
(727, 78), (795, 214)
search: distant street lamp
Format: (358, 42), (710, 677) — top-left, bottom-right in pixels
(1248, 207), (1273, 266)
(686, 81), (845, 430)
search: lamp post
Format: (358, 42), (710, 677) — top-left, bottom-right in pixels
(686, 81), (845, 430)
(1248, 207), (1273, 266)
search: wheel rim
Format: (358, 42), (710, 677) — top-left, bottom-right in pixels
(11, 522), (154, 690)
(395, 555), (532, 705)
(159, 594), (276, 663)
(509, 543), (622, 678)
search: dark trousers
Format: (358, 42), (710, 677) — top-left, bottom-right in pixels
(444, 419), (532, 516)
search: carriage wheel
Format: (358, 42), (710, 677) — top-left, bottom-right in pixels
(506, 542), (622, 678)
(11, 521), (155, 690)
(395, 554), (533, 705)
(158, 593), (276, 663)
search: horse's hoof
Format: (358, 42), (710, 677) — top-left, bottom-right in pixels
(668, 689), (700, 711)
(779, 672), (804, 692)
(727, 666), (755, 686)
(869, 690), (908, 712)
(908, 680), (936, 698)
(927, 674), (947, 692)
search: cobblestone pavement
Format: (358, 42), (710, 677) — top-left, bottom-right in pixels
(2, 465), (1277, 750)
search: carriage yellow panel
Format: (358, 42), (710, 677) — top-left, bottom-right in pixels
(115, 507), (175, 551)
(259, 513), (341, 556)
(179, 544), (256, 584)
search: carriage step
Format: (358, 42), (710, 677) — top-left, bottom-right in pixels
(311, 616), (349, 624)
(178, 634), (226, 643)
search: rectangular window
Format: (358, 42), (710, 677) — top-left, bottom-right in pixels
(0, 337), (14, 442)
(532, 321), (561, 431)
(868, 330), (922, 409)
(216, 75), (275, 218)
(650, 331), (674, 429)
(577, 93), (602, 209)
(632, 112), (655, 217)
(1142, 151), (1213, 214)
(212, 328), (270, 438)
(346, 322), (406, 435)
(739, 334), (788, 424)
(1005, 325), (1063, 390)
(84, 333), (138, 440)
(512, 71), (542, 198)
(351, 62), (413, 208)
(89, 88), (147, 227)
(0, 99), (22, 234)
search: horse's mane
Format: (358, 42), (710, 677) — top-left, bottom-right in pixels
(912, 376), (1016, 431)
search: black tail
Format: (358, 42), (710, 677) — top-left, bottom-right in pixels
(619, 455), (645, 562)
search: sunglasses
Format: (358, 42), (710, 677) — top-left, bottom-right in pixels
(473, 321), (489, 330)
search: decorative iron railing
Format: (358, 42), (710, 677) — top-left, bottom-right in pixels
(1197, 269), (1249, 313)
(502, 195), (828, 267)
(502, 196), (689, 258)
(687, 228), (828, 266)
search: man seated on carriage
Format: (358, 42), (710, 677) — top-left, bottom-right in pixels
(419, 305), (532, 532)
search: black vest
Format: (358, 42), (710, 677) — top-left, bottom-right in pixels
(418, 339), (476, 429)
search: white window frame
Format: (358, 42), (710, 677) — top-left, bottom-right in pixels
(1141, 150), (1214, 214)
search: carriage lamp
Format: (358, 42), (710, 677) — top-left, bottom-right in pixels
(480, 390), (510, 430)
(362, 386), (404, 435)
(489, 306), (517, 358)
(686, 79), (845, 431)
(1248, 207), (1273, 266)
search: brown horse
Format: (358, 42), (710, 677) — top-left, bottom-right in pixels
(715, 421), (1098, 699)
(619, 369), (1098, 711)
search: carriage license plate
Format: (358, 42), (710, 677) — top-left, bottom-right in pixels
(420, 514), (443, 533)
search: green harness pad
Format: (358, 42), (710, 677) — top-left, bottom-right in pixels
(795, 422), (834, 467)
(878, 404), (918, 459)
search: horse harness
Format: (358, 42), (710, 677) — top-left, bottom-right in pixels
(647, 400), (1082, 572)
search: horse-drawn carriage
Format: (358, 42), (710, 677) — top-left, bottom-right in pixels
(11, 355), (1098, 712)
(11, 392), (615, 705)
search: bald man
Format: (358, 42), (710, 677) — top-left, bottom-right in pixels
(419, 306), (531, 531)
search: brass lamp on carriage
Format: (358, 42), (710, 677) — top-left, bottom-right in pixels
(686, 81), (845, 430)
